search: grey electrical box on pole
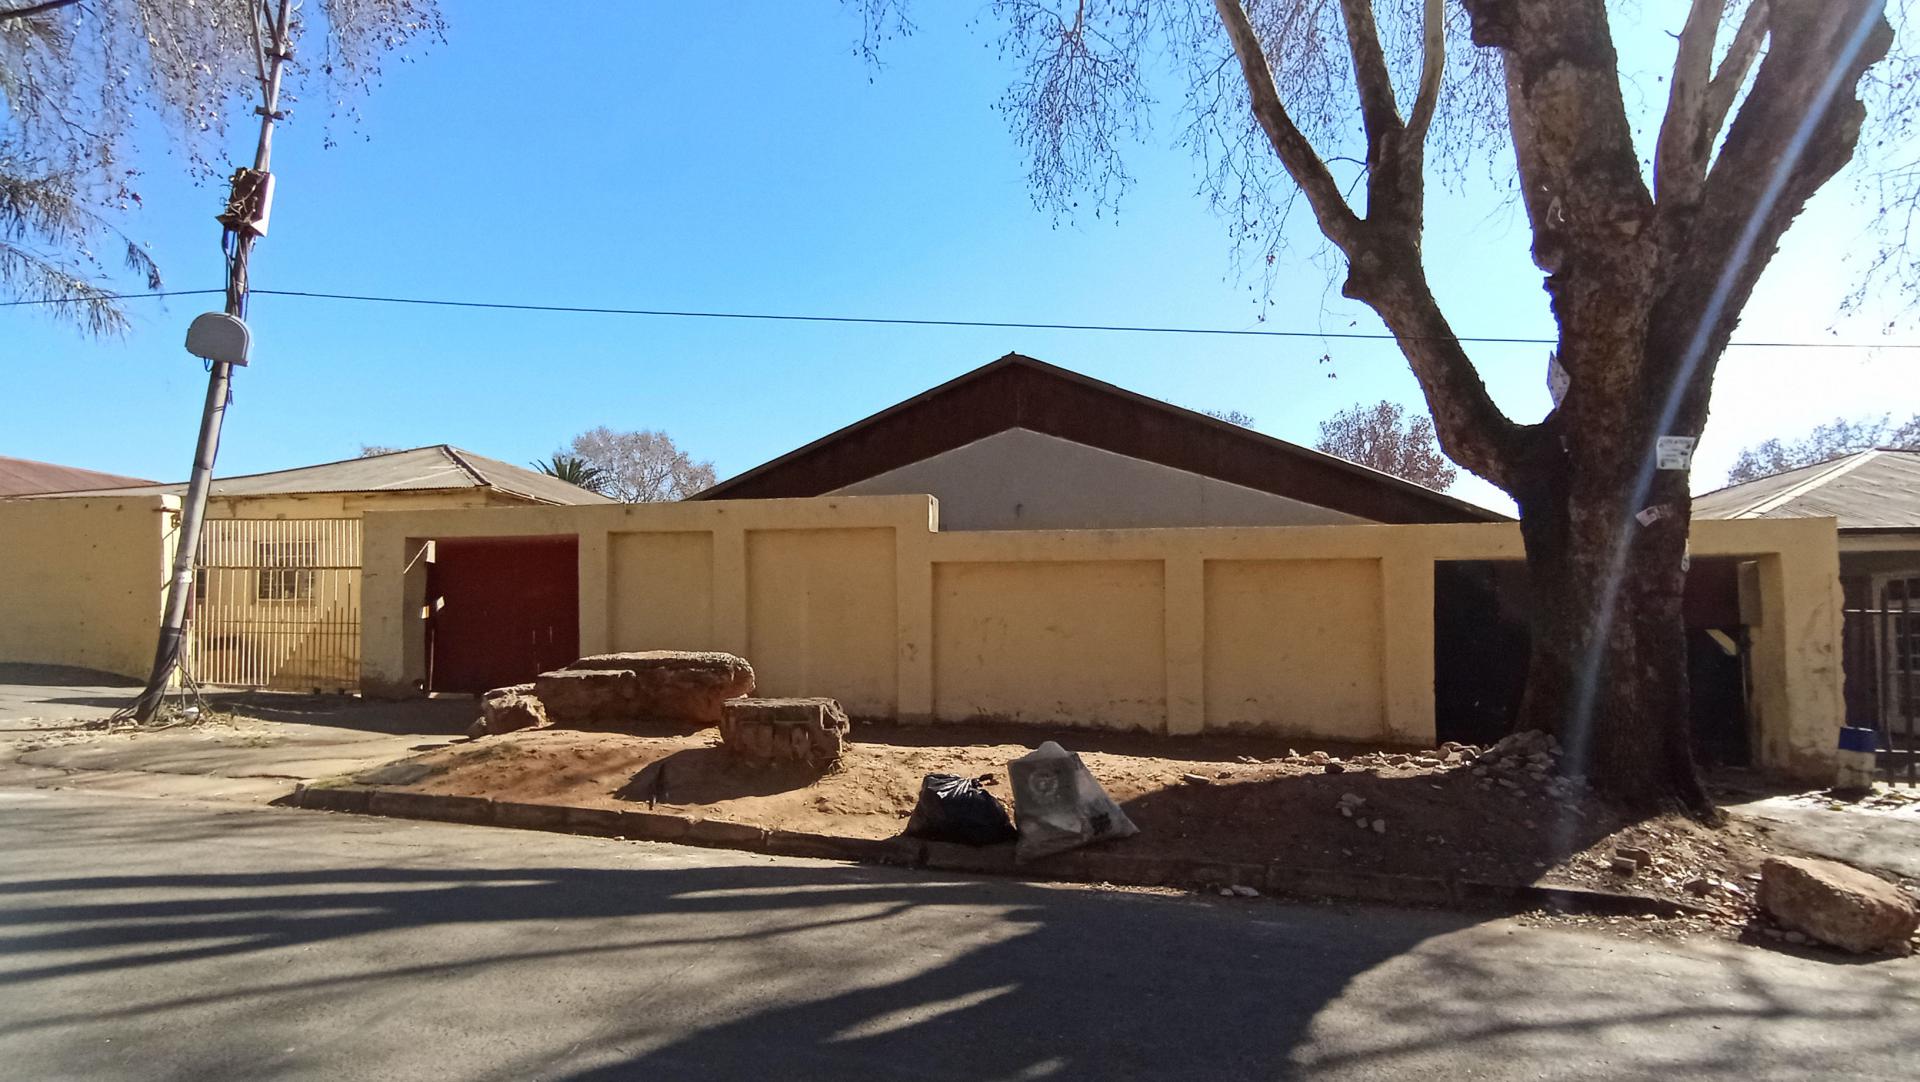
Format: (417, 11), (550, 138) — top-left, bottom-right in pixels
(185, 312), (252, 366)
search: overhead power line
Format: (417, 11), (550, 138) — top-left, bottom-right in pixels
(7, 285), (1918, 350)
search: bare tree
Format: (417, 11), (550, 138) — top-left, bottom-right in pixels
(0, 0), (443, 333)
(1203, 407), (1257, 426)
(357, 444), (404, 458)
(850, 0), (1912, 809)
(1317, 400), (1457, 489)
(1727, 412), (1920, 482)
(566, 427), (716, 503)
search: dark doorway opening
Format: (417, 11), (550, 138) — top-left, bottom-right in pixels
(1433, 557), (1751, 765)
(427, 535), (580, 694)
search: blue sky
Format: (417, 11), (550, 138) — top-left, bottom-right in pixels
(4, 3), (1913, 513)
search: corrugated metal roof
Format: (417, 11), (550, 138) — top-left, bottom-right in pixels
(0, 456), (156, 497)
(1693, 448), (1920, 530)
(28, 445), (613, 506)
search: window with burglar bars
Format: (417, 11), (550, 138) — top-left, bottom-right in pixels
(256, 540), (317, 601)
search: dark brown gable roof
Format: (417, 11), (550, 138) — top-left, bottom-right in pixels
(694, 354), (1505, 524)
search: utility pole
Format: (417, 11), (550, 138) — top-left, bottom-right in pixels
(132, 0), (294, 722)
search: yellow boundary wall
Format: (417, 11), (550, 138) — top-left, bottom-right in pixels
(0, 496), (177, 679)
(360, 495), (1843, 781)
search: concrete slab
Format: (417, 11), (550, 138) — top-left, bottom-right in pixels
(1726, 791), (1920, 885)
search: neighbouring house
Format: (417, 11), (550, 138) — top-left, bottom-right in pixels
(0, 455), (154, 497)
(1696, 448), (1920, 751)
(1, 445), (609, 690)
(33, 444), (614, 517)
(693, 353), (1504, 527)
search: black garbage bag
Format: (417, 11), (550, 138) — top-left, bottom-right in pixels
(903, 773), (1018, 846)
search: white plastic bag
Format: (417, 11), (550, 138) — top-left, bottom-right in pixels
(1008, 741), (1138, 863)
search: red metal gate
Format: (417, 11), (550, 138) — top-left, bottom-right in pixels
(427, 535), (579, 694)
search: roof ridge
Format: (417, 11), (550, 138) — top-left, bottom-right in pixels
(1738, 449), (1881, 518)
(439, 445), (493, 489)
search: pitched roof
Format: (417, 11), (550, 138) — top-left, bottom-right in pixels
(27, 445), (613, 506)
(1693, 448), (1920, 531)
(0, 456), (156, 497)
(694, 353), (1504, 524)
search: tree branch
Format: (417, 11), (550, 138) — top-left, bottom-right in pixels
(1337, 0), (1404, 157)
(0, 0), (79, 20)
(1211, 0), (1362, 249)
(1654, 0), (1726, 206)
(1648, 0), (1891, 408)
(1699, 1), (1769, 160)
(1405, 0), (1445, 144)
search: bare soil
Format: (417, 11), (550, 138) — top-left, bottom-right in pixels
(368, 718), (1794, 929)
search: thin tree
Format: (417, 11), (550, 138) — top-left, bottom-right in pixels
(1726, 412), (1920, 483)
(566, 427), (716, 503)
(1317, 400), (1457, 490)
(851, 0), (1914, 809)
(532, 452), (610, 495)
(0, 0), (443, 333)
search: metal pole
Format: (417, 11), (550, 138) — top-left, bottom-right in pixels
(132, 0), (293, 721)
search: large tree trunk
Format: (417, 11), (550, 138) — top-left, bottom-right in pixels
(1214, 0), (1893, 811)
(1510, 417), (1710, 813)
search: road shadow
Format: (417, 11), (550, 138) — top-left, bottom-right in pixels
(1, 796), (1911, 1082)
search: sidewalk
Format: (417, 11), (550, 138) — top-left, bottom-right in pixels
(0, 663), (470, 805)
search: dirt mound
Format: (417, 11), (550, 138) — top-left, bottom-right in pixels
(387, 720), (1784, 921)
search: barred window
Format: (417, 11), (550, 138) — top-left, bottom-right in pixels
(256, 541), (317, 601)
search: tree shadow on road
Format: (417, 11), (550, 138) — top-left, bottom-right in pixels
(0, 799), (1911, 1081)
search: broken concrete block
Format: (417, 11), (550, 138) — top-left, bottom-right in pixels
(1760, 856), (1918, 954)
(535, 651), (754, 728)
(719, 697), (850, 767)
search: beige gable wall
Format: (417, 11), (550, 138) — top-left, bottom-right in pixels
(828, 428), (1372, 530)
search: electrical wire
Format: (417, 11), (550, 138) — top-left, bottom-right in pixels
(6, 285), (1919, 350)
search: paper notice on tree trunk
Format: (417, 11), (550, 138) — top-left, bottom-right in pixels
(1546, 353), (1569, 406)
(1636, 504), (1672, 527)
(1655, 436), (1697, 470)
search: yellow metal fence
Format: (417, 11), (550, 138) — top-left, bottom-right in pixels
(190, 518), (361, 692)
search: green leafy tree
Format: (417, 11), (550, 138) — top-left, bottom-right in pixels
(849, 0), (1916, 809)
(0, 0), (443, 334)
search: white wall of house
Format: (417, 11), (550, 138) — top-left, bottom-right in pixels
(826, 428), (1372, 530)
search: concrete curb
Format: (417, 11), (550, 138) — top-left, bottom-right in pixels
(285, 783), (1714, 917)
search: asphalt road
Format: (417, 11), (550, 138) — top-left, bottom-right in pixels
(0, 790), (1913, 1081)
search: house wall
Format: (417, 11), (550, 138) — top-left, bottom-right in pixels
(827, 428), (1371, 530)
(200, 488), (525, 519)
(359, 496), (1845, 781)
(0, 496), (177, 678)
